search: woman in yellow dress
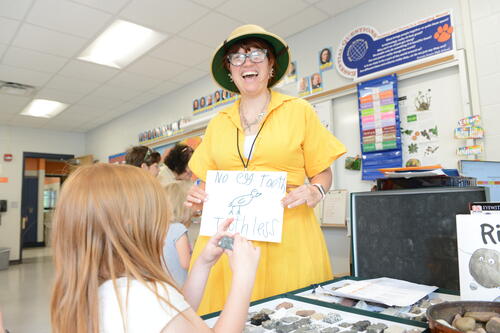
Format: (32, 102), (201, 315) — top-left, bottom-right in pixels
(186, 24), (346, 315)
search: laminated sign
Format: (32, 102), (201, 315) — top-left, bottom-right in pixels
(200, 170), (287, 243)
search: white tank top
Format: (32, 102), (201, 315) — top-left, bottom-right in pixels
(243, 135), (257, 159)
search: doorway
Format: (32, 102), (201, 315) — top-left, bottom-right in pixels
(20, 152), (74, 263)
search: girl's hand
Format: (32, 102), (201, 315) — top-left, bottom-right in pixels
(226, 234), (261, 280)
(184, 184), (207, 212)
(198, 218), (233, 268)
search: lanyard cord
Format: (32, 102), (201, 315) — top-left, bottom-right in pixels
(236, 117), (268, 170)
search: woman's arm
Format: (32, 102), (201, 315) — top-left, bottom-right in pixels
(175, 234), (191, 270)
(281, 167), (332, 209)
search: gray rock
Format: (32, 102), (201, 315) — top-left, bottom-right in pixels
(454, 317), (476, 332)
(281, 316), (300, 324)
(323, 313), (343, 324)
(294, 326), (319, 333)
(352, 320), (372, 331)
(486, 317), (500, 333)
(217, 236), (233, 250)
(320, 328), (340, 333)
(243, 325), (265, 333)
(465, 312), (500, 323)
(262, 319), (278, 330)
(275, 321), (299, 333)
(367, 323), (389, 333)
(384, 326), (407, 333)
(410, 306), (422, 314)
(259, 308), (275, 315)
(296, 317), (312, 327)
(339, 322), (353, 328)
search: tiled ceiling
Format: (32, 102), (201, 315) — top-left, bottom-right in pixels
(0, 0), (367, 133)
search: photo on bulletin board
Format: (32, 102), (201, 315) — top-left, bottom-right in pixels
(224, 90), (231, 100)
(199, 96), (207, 109)
(285, 61), (298, 84)
(310, 72), (323, 93)
(319, 47), (333, 72)
(206, 94), (213, 107)
(192, 98), (200, 111)
(298, 76), (311, 96)
(213, 90), (222, 105)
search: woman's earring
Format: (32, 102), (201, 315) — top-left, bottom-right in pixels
(228, 73), (233, 82)
(269, 68), (274, 78)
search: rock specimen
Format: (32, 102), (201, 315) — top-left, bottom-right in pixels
(323, 313), (343, 324)
(352, 320), (371, 331)
(217, 236), (233, 250)
(367, 323), (388, 333)
(321, 328), (340, 333)
(311, 313), (326, 321)
(465, 312), (500, 323)
(249, 312), (270, 326)
(486, 317), (500, 333)
(296, 310), (316, 317)
(384, 325), (407, 333)
(338, 322), (353, 328)
(259, 308), (275, 315)
(261, 319), (278, 330)
(243, 325), (265, 333)
(469, 248), (500, 288)
(454, 317), (476, 332)
(276, 301), (294, 310)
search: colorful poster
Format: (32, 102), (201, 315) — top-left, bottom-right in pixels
(310, 72), (323, 94)
(108, 152), (126, 164)
(284, 61), (298, 84)
(357, 74), (402, 180)
(456, 214), (500, 301)
(336, 12), (454, 79)
(319, 47), (334, 72)
(399, 90), (440, 167)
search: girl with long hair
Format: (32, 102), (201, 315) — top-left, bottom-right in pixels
(51, 163), (260, 333)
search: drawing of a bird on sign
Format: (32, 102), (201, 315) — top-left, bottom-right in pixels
(228, 189), (262, 215)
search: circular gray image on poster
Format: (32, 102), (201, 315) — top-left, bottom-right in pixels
(468, 248), (500, 288)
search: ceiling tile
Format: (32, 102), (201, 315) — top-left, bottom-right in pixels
(12, 23), (87, 57)
(63, 104), (104, 116)
(0, 64), (52, 86)
(120, 0), (209, 34)
(190, 0), (228, 9)
(40, 121), (76, 131)
(126, 56), (188, 80)
(106, 71), (162, 92)
(149, 81), (180, 95)
(0, 17), (21, 44)
(26, 0), (112, 38)
(8, 114), (49, 127)
(59, 60), (120, 83)
(314, 0), (368, 16)
(0, 0), (34, 20)
(170, 67), (208, 85)
(45, 75), (102, 94)
(216, 0), (308, 28)
(0, 113), (15, 123)
(35, 87), (85, 104)
(0, 94), (31, 113)
(128, 91), (162, 106)
(150, 36), (213, 67)
(49, 108), (96, 123)
(71, 0), (130, 13)
(89, 84), (143, 101)
(179, 12), (242, 48)
(269, 6), (329, 39)
(77, 95), (123, 109)
(0, 44), (7, 58)
(194, 58), (211, 71)
(2, 46), (68, 73)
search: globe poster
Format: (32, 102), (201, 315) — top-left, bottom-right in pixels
(336, 12), (454, 79)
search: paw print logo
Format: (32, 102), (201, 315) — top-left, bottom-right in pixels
(434, 24), (453, 42)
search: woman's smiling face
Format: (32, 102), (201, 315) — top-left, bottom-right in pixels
(229, 47), (272, 96)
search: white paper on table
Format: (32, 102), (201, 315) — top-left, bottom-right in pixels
(383, 169), (446, 178)
(328, 277), (438, 307)
(200, 170), (287, 243)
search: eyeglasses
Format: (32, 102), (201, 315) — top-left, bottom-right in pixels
(227, 49), (268, 67)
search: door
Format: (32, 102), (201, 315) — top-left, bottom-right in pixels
(21, 177), (38, 246)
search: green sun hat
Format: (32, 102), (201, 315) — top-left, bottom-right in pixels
(210, 24), (291, 94)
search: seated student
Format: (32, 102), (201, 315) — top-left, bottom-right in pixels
(50, 164), (260, 333)
(163, 181), (193, 287)
(165, 144), (194, 181)
(125, 145), (161, 177)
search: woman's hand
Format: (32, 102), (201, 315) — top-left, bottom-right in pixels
(197, 218), (233, 268)
(184, 183), (207, 212)
(226, 234), (261, 280)
(281, 184), (322, 209)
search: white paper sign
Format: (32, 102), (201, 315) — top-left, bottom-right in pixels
(456, 214), (500, 301)
(200, 170), (287, 243)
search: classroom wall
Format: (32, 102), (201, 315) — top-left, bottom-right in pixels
(468, 0), (500, 160)
(0, 126), (85, 261)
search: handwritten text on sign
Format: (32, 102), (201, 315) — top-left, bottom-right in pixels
(200, 170), (287, 243)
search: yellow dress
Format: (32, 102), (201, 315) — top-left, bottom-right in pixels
(188, 91), (346, 315)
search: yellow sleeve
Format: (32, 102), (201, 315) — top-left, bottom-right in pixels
(188, 119), (217, 182)
(302, 104), (346, 178)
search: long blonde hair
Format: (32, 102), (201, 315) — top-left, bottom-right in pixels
(51, 163), (178, 333)
(164, 181), (192, 226)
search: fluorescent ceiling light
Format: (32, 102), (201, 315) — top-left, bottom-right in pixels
(78, 20), (167, 68)
(20, 99), (68, 118)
